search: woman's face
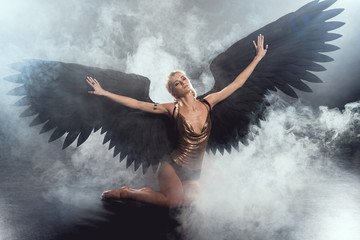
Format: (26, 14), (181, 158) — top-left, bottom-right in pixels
(170, 72), (191, 98)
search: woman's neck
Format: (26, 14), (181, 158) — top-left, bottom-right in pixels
(178, 93), (196, 110)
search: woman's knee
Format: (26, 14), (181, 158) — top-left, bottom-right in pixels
(182, 181), (200, 205)
(167, 194), (183, 208)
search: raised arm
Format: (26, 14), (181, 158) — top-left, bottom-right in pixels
(86, 76), (173, 115)
(205, 34), (268, 108)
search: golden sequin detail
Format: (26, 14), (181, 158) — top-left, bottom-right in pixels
(170, 102), (211, 170)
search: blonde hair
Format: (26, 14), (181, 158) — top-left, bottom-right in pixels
(165, 70), (197, 100)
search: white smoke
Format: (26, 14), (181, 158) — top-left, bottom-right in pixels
(179, 96), (360, 240)
(0, 0), (360, 239)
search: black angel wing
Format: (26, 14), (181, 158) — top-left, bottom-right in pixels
(5, 60), (175, 173)
(5, 0), (344, 173)
(199, 0), (344, 155)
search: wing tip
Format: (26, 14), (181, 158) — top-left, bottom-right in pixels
(19, 107), (37, 117)
(7, 86), (26, 96)
(8, 62), (25, 72)
(4, 74), (24, 84)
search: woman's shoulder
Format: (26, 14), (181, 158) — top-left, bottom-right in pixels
(198, 98), (212, 111)
(161, 102), (176, 110)
(159, 102), (177, 117)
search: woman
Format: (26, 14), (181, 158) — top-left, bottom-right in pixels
(86, 34), (268, 208)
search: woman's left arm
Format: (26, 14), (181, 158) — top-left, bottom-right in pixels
(205, 34), (268, 108)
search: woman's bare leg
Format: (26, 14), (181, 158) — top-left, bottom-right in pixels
(101, 162), (184, 208)
(182, 180), (200, 205)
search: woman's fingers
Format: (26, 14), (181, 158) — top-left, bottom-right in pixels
(253, 34), (268, 59)
(86, 76), (98, 87)
(86, 78), (93, 86)
(88, 76), (95, 84)
(254, 35), (262, 49)
(254, 34), (267, 50)
(87, 77), (94, 83)
(258, 34), (264, 47)
(86, 76), (104, 95)
(254, 34), (264, 50)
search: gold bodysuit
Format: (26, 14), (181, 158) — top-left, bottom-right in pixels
(170, 100), (212, 175)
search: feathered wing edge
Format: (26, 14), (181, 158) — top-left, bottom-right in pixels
(5, 59), (176, 173)
(4, 0), (344, 172)
(199, 0), (344, 155)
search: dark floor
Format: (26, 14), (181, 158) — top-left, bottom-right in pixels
(0, 162), (181, 240)
(0, 127), (182, 240)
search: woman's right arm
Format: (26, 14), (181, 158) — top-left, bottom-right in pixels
(86, 76), (173, 115)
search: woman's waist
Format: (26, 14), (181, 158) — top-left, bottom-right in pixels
(170, 148), (206, 170)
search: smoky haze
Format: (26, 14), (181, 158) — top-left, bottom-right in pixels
(1, 0), (360, 239)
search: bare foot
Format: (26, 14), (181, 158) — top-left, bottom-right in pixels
(101, 187), (130, 200)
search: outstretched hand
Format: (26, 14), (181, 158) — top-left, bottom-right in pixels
(253, 34), (268, 60)
(86, 76), (106, 96)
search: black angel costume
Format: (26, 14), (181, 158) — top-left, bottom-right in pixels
(6, 0), (344, 180)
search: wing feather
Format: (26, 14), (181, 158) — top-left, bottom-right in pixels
(200, 0), (343, 154)
(7, 59), (174, 174)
